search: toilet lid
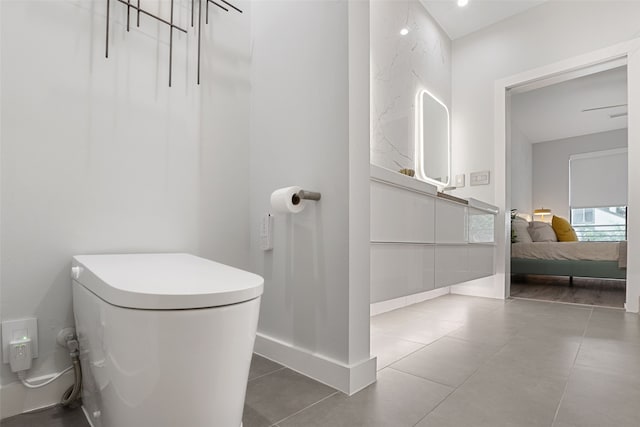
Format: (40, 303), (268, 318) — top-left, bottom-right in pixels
(72, 253), (264, 310)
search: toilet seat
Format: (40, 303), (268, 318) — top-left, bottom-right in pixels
(72, 253), (264, 310)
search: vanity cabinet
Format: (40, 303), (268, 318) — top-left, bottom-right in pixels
(371, 180), (435, 243)
(370, 165), (497, 304)
(371, 244), (435, 302)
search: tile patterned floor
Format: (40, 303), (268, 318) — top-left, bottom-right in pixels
(3, 295), (639, 427)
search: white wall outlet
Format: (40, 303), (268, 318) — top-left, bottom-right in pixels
(455, 174), (466, 188)
(470, 170), (490, 186)
(2, 318), (38, 364)
(260, 214), (274, 251)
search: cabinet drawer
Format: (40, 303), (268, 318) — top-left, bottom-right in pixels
(435, 200), (467, 243)
(371, 181), (435, 243)
(370, 244), (435, 303)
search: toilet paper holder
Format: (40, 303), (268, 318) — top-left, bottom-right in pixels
(292, 190), (321, 205)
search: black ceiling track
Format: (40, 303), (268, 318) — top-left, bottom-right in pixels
(105, 0), (242, 87)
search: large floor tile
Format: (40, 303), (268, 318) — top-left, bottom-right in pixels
(584, 307), (640, 343)
(370, 332), (424, 370)
(372, 309), (463, 345)
(553, 365), (640, 427)
(278, 368), (453, 427)
(574, 337), (640, 381)
(243, 368), (337, 427)
(485, 335), (581, 379)
(370, 308), (426, 331)
(416, 362), (567, 427)
(248, 354), (285, 381)
(391, 336), (502, 387)
(446, 318), (519, 347)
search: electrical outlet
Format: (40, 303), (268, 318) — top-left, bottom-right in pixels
(2, 318), (38, 364)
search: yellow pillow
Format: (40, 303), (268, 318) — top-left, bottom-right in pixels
(552, 215), (578, 242)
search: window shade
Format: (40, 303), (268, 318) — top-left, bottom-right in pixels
(570, 148), (627, 209)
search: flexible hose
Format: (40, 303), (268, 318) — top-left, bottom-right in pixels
(16, 337), (82, 405)
(18, 366), (73, 389)
(60, 355), (82, 406)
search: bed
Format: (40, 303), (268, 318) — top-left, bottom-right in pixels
(511, 241), (627, 283)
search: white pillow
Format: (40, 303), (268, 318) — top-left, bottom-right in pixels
(511, 217), (533, 243)
(528, 221), (557, 242)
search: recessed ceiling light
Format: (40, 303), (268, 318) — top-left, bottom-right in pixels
(400, 28), (409, 36)
(457, 0), (469, 7)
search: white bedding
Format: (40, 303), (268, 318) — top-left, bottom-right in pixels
(511, 241), (623, 262)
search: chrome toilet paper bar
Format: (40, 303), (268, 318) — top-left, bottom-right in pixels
(292, 190), (321, 205)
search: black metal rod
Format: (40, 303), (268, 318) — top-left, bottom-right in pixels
(105, 0), (109, 57)
(126, 0), (130, 31)
(206, 0), (208, 24)
(197, 0), (201, 84)
(208, 0), (228, 12)
(220, 0), (242, 13)
(115, 0), (187, 33)
(136, 0), (140, 26)
(169, 0), (174, 87)
(191, 0), (194, 27)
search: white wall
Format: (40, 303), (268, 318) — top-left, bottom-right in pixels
(510, 127), (533, 215)
(249, 0), (374, 394)
(532, 129), (628, 219)
(451, 0), (640, 204)
(370, 0), (451, 172)
(1, 0), (251, 413)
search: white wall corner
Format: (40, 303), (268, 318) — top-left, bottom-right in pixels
(624, 39), (640, 313)
(254, 333), (376, 395)
(0, 371), (74, 420)
(347, 0), (373, 377)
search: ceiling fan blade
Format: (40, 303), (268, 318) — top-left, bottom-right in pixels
(582, 103), (628, 112)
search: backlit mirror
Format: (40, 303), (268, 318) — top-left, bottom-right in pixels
(415, 89), (450, 187)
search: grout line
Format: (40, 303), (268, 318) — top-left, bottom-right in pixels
(510, 296), (600, 310)
(248, 366), (286, 383)
(387, 365), (456, 390)
(271, 391), (340, 426)
(551, 306), (594, 426)
(409, 329), (514, 426)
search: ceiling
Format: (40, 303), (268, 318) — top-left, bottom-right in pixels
(420, 0), (548, 40)
(511, 66), (628, 144)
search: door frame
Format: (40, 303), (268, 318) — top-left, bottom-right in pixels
(494, 38), (640, 312)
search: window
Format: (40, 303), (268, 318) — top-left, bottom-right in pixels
(570, 206), (626, 241)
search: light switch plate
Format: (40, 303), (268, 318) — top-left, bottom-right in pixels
(2, 318), (38, 364)
(260, 214), (274, 251)
(454, 174), (465, 188)
(470, 170), (490, 186)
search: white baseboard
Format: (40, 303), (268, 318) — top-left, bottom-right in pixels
(254, 333), (377, 395)
(0, 370), (74, 420)
(450, 274), (505, 300)
(370, 287), (450, 316)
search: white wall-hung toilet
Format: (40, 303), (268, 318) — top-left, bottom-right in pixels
(71, 253), (263, 427)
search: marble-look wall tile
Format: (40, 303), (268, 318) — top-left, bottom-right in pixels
(371, 0), (452, 172)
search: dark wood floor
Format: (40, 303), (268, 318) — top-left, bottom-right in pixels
(510, 275), (626, 308)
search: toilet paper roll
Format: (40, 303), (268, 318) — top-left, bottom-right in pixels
(270, 186), (305, 214)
